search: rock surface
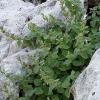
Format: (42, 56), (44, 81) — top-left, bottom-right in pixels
(0, 0), (63, 36)
(23, 0), (46, 5)
(0, 32), (42, 99)
(71, 49), (100, 100)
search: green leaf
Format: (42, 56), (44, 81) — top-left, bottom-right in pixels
(70, 70), (79, 81)
(18, 97), (28, 100)
(33, 87), (43, 95)
(34, 79), (42, 86)
(51, 95), (59, 100)
(62, 77), (70, 88)
(25, 89), (34, 97)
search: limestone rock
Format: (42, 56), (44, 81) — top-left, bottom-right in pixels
(71, 49), (100, 100)
(0, 0), (63, 36)
(23, 0), (46, 5)
(0, 32), (42, 99)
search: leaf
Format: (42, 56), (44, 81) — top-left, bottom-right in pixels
(95, 43), (100, 49)
(33, 87), (43, 95)
(18, 97), (28, 100)
(51, 95), (59, 100)
(34, 79), (42, 86)
(25, 89), (34, 97)
(80, 49), (88, 59)
(62, 77), (70, 88)
(72, 60), (84, 66)
(48, 79), (60, 95)
(64, 88), (70, 98)
(33, 65), (40, 74)
(70, 70), (79, 81)
(57, 87), (65, 93)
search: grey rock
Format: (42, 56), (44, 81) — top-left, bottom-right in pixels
(0, 0), (63, 36)
(71, 49), (100, 100)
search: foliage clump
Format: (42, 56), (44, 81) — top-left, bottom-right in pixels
(9, 1), (100, 100)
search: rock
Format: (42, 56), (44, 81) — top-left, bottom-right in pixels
(71, 49), (100, 100)
(23, 0), (46, 5)
(0, 33), (22, 61)
(0, 48), (42, 76)
(0, 31), (43, 99)
(0, 74), (19, 100)
(0, 37), (42, 99)
(0, 0), (64, 36)
(0, 0), (35, 36)
(22, 0), (65, 35)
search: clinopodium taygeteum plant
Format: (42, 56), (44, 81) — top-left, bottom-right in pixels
(9, 0), (100, 100)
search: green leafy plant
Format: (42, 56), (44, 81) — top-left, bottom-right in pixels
(87, 4), (100, 49)
(8, 1), (100, 100)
